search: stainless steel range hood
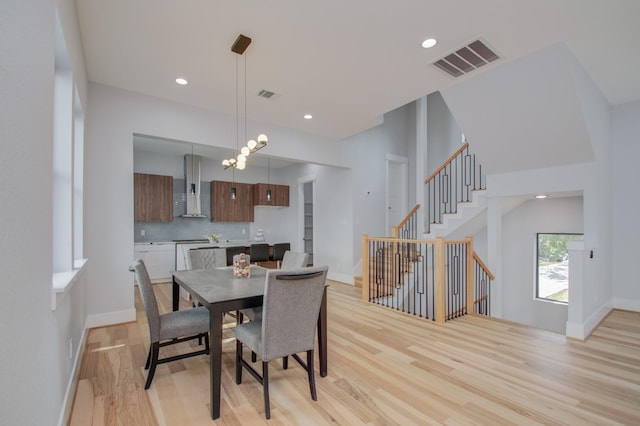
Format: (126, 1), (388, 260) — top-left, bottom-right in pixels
(182, 154), (208, 218)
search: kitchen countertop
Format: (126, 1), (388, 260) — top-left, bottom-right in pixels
(134, 241), (175, 245)
(176, 240), (264, 248)
(136, 240), (267, 247)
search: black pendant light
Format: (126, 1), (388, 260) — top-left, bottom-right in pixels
(266, 157), (272, 202)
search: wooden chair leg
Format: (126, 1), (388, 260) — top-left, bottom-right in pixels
(263, 361), (271, 419)
(307, 349), (317, 401)
(145, 342), (160, 390)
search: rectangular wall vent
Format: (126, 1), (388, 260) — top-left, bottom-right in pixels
(433, 39), (500, 78)
(258, 89), (277, 99)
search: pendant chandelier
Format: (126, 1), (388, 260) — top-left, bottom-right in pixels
(222, 34), (268, 170)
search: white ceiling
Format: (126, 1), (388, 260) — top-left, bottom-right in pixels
(76, 0), (640, 141)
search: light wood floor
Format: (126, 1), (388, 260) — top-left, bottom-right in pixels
(69, 281), (640, 425)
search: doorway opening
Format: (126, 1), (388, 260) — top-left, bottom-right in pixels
(385, 155), (409, 236)
(298, 177), (315, 265)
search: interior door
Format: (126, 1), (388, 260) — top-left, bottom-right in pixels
(386, 156), (408, 236)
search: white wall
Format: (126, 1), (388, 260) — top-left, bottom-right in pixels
(565, 50), (613, 337)
(342, 103), (414, 262)
(281, 163), (354, 283)
(0, 3), (57, 423)
(611, 100), (640, 311)
(85, 83), (348, 324)
(442, 41), (615, 337)
(441, 43), (594, 175)
(2, 4), (634, 424)
(134, 148), (279, 183)
(0, 1), (89, 424)
(132, 144), (352, 271)
(426, 91), (463, 174)
(490, 197), (583, 333)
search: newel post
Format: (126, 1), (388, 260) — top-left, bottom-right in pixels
(435, 237), (446, 324)
(466, 236), (474, 315)
(362, 234), (369, 302)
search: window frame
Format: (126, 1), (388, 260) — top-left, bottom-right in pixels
(51, 13), (86, 310)
(535, 232), (582, 304)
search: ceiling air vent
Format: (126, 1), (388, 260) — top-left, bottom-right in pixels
(258, 89), (277, 99)
(433, 39), (500, 78)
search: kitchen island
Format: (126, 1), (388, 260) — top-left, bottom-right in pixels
(174, 239), (271, 270)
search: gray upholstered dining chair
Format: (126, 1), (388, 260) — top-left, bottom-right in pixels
(234, 266), (329, 419)
(281, 250), (310, 269)
(190, 248), (238, 326)
(189, 247), (226, 269)
(239, 251), (310, 324)
(129, 259), (210, 389)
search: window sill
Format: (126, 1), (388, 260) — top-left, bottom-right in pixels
(52, 258), (88, 310)
(534, 297), (568, 306)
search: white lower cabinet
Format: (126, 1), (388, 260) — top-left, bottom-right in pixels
(134, 243), (176, 283)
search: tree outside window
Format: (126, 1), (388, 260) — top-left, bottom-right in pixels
(536, 233), (582, 303)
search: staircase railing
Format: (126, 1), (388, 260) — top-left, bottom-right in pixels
(472, 252), (494, 315)
(424, 143), (486, 234)
(391, 204), (420, 239)
(361, 235), (492, 323)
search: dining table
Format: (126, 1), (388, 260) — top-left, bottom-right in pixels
(172, 265), (328, 420)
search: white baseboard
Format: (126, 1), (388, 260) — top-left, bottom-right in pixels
(85, 308), (136, 329)
(613, 297), (640, 312)
(328, 271), (354, 285)
(57, 323), (90, 426)
(566, 301), (612, 340)
(58, 308), (136, 425)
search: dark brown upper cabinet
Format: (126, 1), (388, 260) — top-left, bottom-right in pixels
(134, 173), (173, 222)
(253, 183), (289, 207)
(211, 180), (254, 222)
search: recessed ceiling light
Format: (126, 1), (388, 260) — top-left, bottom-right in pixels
(422, 38), (437, 49)
(175, 78), (188, 85)
(535, 194), (547, 199)
(304, 114), (312, 120)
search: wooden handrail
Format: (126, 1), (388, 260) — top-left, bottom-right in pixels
(424, 143), (469, 184)
(395, 204), (420, 230)
(472, 252), (495, 280)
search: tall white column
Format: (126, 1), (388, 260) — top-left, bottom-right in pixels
(487, 196), (503, 318)
(416, 96), (427, 234)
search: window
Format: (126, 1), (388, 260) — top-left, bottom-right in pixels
(536, 233), (582, 303)
(51, 13), (86, 310)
